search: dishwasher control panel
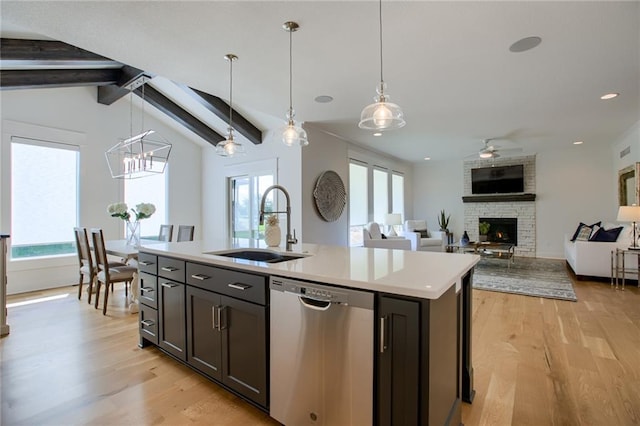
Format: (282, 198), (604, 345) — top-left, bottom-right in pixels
(271, 277), (349, 304)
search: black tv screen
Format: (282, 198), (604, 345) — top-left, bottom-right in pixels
(471, 165), (524, 194)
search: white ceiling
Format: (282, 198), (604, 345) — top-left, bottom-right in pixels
(1, 1), (639, 162)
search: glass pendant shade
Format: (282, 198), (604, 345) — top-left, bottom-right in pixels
(280, 110), (308, 146)
(215, 128), (245, 157)
(359, 82), (405, 131)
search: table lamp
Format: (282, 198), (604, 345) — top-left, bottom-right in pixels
(617, 204), (640, 249)
(385, 213), (402, 237)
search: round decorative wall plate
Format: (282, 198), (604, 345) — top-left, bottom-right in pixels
(313, 170), (346, 222)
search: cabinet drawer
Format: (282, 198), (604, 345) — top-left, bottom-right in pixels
(139, 303), (159, 345)
(158, 256), (186, 282)
(139, 272), (158, 309)
(187, 263), (267, 305)
(138, 252), (157, 275)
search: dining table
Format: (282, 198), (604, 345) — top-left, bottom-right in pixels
(104, 239), (160, 314)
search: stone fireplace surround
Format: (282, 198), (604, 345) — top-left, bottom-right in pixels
(463, 156), (536, 257)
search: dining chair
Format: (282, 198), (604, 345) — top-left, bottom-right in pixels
(176, 225), (195, 242)
(74, 227), (96, 303)
(159, 224), (173, 242)
(91, 228), (137, 315)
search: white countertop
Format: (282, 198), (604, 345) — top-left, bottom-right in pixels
(138, 241), (480, 299)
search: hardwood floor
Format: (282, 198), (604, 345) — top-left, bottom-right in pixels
(2, 273), (639, 425)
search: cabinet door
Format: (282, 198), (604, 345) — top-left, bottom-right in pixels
(186, 286), (223, 381)
(220, 295), (267, 408)
(377, 295), (420, 426)
(158, 279), (186, 361)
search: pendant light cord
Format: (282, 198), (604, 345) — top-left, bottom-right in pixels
(129, 87), (133, 138)
(229, 57), (234, 129)
(289, 28), (293, 117)
(141, 83), (145, 133)
(379, 0), (384, 85)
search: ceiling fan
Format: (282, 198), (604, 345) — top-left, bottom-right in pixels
(472, 138), (523, 159)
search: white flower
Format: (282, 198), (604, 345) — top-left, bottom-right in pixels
(134, 203), (156, 220)
(108, 202), (130, 220)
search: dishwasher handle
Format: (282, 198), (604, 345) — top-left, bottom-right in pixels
(299, 296), (332, 311)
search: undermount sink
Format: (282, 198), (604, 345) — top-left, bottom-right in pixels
(205, 249), (308, 264)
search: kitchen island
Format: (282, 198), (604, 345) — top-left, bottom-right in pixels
(136, 241), (479, 425)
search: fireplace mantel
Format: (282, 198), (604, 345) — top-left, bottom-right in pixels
(462, 193), (536, 203)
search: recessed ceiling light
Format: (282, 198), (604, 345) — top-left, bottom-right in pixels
(509, 36), (542, 53)
(314, 95), (333, 103)
(373, 132), (382, 137)
(600, 93), (619, 100)
(424, 157), (431, 161)
(573, 141), (583, 145)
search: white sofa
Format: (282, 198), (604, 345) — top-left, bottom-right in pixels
(564, 224), (635, 279)
(402, 220), (446, 252)
(363, 222), (411, 250)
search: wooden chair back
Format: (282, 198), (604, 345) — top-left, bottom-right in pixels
(159, 224), (173, 242)
(90, 228), (110, 283)
(176, 225), (195, 242)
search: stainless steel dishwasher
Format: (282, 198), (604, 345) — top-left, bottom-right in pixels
(270, 277), (374, 426)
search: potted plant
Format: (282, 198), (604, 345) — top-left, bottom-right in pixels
(437, 209), (450, 232)
(478, 221), (491, 242)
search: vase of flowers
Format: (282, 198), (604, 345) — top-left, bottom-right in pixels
(108, 202), (156, 247)
(264, 214), (281, 247)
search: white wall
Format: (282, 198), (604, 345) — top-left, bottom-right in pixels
(301, 126), (414, 246)
(413, 141), (616, 259)
(201, 129), (302, 247)
(0, 87), (202, 294)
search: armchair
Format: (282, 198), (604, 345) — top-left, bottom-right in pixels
(402, 220), (446, 252)
(362, 222), (411, 250)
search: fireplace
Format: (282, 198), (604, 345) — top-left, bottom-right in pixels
(479, 218), (517, 246)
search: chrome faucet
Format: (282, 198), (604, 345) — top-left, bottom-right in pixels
(259, 185), (298, 251)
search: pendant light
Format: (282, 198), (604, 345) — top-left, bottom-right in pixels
(359, 0), (405, 132)
(280, 21), (308, 147)
(216, 54), (245, 157)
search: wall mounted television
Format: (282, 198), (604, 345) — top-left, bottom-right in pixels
(471, 164), (524, 194)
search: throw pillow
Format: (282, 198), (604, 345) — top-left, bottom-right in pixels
(590, 226), (623, 242)
(415, 229), (430, 238)
(570, 221), (601, 241)
(575, 226), (593, 241)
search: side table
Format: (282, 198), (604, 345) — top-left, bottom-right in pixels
(611, 248), (640, 290)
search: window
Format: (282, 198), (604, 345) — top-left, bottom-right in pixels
(10, 137), (79, 259)
(349, 162), (368, 246)
(124, 171), (167, 239)
(230, 173), (274, 247)
(348, 158), (405, 246)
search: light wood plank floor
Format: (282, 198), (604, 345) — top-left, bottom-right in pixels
(1, 271), (639, 425)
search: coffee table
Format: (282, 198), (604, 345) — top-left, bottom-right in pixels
(447, 241), (515, 268)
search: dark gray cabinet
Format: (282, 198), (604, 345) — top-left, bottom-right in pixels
(185, 272), (268, 408)
(377, 284), (461, 426)
(158, 279), (186, 361)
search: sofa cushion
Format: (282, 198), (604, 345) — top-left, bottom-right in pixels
(590, 226), (623, 242)
(571, 221), (601, 241)
(415, 229), (430, 238)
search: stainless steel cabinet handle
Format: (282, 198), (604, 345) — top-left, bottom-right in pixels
(141, 319), (155, 327)
(140, 286), (154, 293)
(161, 266), (179, 272)
(380, 316), (386, 353)
(161, 282), (178, 288)
(191, 274), (210, 281)
(139, 261), (154, 266)
(228, 282), (251, 291)
(219, 305), (227, 330)
(212, 305), (217, 330)
(216, 305), (224, 331)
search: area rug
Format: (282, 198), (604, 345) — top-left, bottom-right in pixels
(473, 257), (577, 301)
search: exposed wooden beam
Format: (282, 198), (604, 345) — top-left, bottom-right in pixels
(0, 38), (120, 67)
(97, 66), (147, 105)
(176, 83), (263, 145)
(0, 69), (120, 90)
(133, 85), (225, 146)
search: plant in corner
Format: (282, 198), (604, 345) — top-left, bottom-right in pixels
(478, 221), (491, 242)
(438, 209), (450, 232)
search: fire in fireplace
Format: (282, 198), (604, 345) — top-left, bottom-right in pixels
(479, 218), (517, 245)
